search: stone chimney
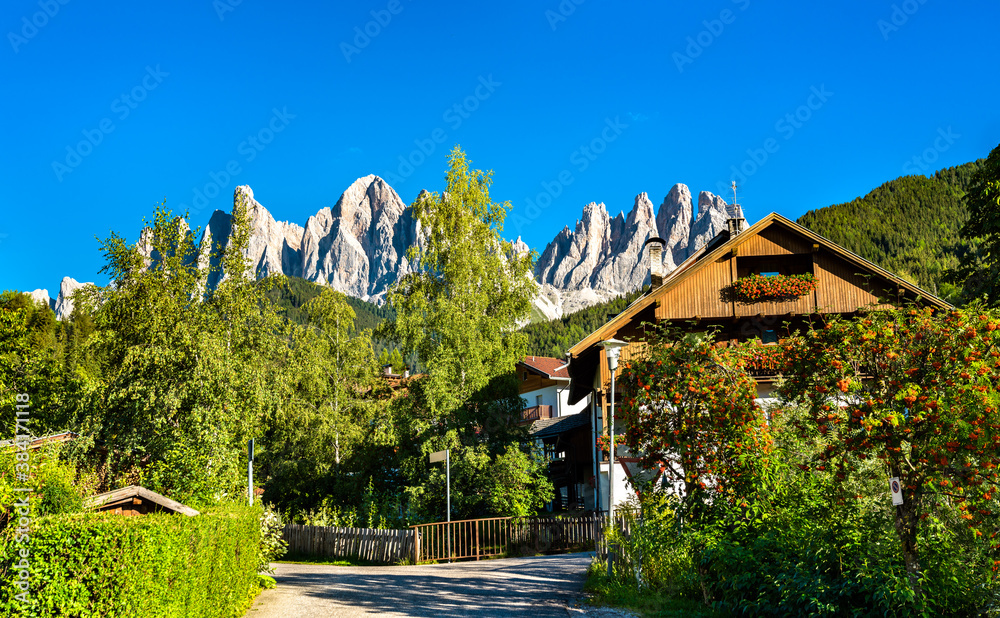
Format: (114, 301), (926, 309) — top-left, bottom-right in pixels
(383, 364), (393, 376)
(643, 237), (667, 290)
(727, 204), (746, 236)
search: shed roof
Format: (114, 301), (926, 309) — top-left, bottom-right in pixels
(0, 431), (78, 450)
(85, 485), (200, 517)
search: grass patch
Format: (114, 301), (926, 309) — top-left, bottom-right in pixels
(583, 560), (722, 618)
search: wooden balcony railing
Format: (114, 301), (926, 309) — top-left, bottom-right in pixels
(731, 343), (785, 378)
(519, 404), (553, 424)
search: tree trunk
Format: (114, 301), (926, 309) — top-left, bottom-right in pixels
(892, 471), (923, 604)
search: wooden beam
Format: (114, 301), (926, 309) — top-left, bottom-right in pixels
(811, 250), (821, 312)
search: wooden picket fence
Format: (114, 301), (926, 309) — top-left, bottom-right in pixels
(283, 523), (415, 565)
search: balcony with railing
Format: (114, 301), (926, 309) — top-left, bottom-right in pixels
(732, 343), (785, 380)
(519, 405), (554, 424)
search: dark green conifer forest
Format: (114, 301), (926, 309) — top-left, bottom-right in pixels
(797, 160), (984, 302)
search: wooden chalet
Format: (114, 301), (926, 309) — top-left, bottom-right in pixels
(85, 485), (200, 517)
(565, 212), (951, 508)
(516, 356), (587, 424)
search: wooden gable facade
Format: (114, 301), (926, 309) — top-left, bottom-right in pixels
(566, 213), (951, 424)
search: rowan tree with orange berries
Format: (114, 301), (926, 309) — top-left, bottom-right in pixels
(777, 305), (1000, 601)
(617, 325), (772, 510)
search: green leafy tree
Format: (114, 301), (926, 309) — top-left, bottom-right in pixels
(777, 306), (1000, 602)
(953, 143), (1000, 305)
(389, 146), (535, 417)
(261, 289), (390, 514)
(389, 348), (405, 374)
(81, 193), (286, 505)
(0, 292), (92, 435)
(617, 326), (772, 507)
(387, 147), (548, 522)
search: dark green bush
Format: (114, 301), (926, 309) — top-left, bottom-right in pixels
(0, 503), (263, 617)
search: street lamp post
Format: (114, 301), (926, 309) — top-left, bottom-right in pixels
(600, 338), (627, 578)
(248, 438), (255, 507)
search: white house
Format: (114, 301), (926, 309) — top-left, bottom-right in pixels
(516, 356), (590, 422)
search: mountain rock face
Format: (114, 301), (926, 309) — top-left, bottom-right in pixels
(41, 177), (740, 323)
(28, 289), (53, 310)
(171, 179), (735, 318)
(199, 176), (418, 304)
(54, 276), (92, 320)
(533, 183), (737, 319)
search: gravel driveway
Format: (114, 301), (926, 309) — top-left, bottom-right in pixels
(245, 552), (600, 618)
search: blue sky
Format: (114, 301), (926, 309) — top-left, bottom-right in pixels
(2, 0), (998, 293)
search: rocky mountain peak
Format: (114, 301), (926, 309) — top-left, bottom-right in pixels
(532, 185), (735, 320)
(54, 276), (92, 320)
(28, 289), (53, 310)
(38, 176), (740, 325)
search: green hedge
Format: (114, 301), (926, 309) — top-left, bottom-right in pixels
(0, 503), (263, 617)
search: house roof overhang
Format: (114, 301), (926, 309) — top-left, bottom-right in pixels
(517, 356), (571, 381)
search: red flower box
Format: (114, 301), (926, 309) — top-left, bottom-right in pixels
(732, 272), (817, 302)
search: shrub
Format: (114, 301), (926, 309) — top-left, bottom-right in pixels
(259, 503), (287, 573)
(0, 445), (85, 531)
(0, 503), (263, 617)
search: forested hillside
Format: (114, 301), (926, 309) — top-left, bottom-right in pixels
(264, 276), (395, 333)
(522, 289), (646, 358)
(797, 160), (983, 300)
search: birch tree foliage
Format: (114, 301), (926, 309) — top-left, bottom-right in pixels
(389, 146), (535, 417)
(261, 288), (384, 512)
(82, 192), (286, 505)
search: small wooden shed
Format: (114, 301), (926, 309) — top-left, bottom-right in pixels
(85, 485), (200, 517)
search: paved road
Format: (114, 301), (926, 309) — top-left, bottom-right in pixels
(245, 552), (595, 618)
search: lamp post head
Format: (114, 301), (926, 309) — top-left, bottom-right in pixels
(600, 338), (627, 372)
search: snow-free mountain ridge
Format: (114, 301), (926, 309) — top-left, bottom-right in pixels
(38, 176), (740, 321)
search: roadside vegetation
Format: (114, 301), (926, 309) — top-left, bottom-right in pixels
(588, 303), (1000, 616)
